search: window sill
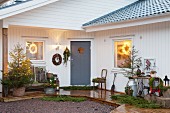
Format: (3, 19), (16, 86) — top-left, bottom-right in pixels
(111, 68), (130, 73)
(31, 60), (46, 66)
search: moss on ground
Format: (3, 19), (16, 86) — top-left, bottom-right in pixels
(41, 95), (87, 102)
(60, 86), (97, 90)
(111, 95), (161, 109)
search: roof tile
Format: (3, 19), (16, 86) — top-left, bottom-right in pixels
(83, 0), (170, 27)
(0, 0), (31, 10)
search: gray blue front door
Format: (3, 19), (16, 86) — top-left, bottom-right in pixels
(71, 41), (91, 85)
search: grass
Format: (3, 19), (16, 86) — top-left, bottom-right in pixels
(111, 95), (161, 109)
(60, 86), (97, 90)
(41, 95), (87, 102)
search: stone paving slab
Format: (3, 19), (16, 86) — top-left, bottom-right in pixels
(2, 95), (45, 102)
(112, 104), (170, 113)
(0, 91), (45, 102)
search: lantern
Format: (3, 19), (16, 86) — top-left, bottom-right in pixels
(163, 75), (169, 86)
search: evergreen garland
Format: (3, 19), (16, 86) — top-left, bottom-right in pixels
(149, 77), (163, 89)
(63, 47), (71, 66)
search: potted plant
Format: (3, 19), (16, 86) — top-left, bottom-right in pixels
(44, 76), (58, 95)
(1, 44), (33, 97)
(125, 86), (133, 96)
(1, 78), (11, 97)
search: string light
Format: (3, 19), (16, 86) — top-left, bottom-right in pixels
(117, 40), (131, 55)
(122, 41), (131, 55)
(29, 43), (37, 54)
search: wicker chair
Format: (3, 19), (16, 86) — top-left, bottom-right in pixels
(92, 69), (107, 90)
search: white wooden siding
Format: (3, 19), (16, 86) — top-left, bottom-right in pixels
(0, 28), (2, 92)
(8, 26), (71, 86)
(8, 21), (170, 92)
(3, 0), (137, 30)
(65, 21), (170, 92)
(96, 22), (170, 92)
(8, 26), (96, 87)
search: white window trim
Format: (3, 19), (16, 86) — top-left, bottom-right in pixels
(25, 40), (45, 63)
(112, 37), (134, 70)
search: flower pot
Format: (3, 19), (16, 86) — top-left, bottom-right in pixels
(3, 85), (9, 97)
(47, 73), (53, 79)
(13, 87), (26, 97)
(44, 87), (55, 95)
(125, 86), (133, 96)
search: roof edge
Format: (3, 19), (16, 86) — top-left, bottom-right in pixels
(83, 13), (170, 32)
(0, 0), (59, 20)
(0, 0), (32, 10)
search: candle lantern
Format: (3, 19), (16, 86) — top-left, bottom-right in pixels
(163, 75), (169, 86)
(56, 77), (60, 91)
(53, 74), (60, 91)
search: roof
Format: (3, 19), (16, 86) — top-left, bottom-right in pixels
(0, 0), (31, 10)
(83, 0), (170, 27)
(0, 0), (10, 5)
(0, 0), (59, 20)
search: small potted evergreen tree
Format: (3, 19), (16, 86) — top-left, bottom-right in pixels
(1, 44), (33, 97)
(122, 46), (142, 97)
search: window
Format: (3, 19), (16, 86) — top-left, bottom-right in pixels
(26, 41), (44, 60)
(114, 40), (132, 68)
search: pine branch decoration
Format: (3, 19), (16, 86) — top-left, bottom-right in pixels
(121, 46), (142, 78)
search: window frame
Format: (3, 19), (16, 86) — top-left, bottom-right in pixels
(112, 37), (133, 69)
(25, 40), (45, 62)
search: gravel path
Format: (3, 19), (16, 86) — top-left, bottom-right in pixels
(0, 99), (116, 113)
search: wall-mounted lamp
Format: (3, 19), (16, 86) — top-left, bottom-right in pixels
(56, 43), (61, 50)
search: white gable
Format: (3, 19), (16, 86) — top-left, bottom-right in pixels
(3, 0), (137, 30)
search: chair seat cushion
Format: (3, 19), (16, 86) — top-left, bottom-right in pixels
(92, 77), (106, 83)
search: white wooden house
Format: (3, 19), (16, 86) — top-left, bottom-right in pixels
(0, 0), (170, 93)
